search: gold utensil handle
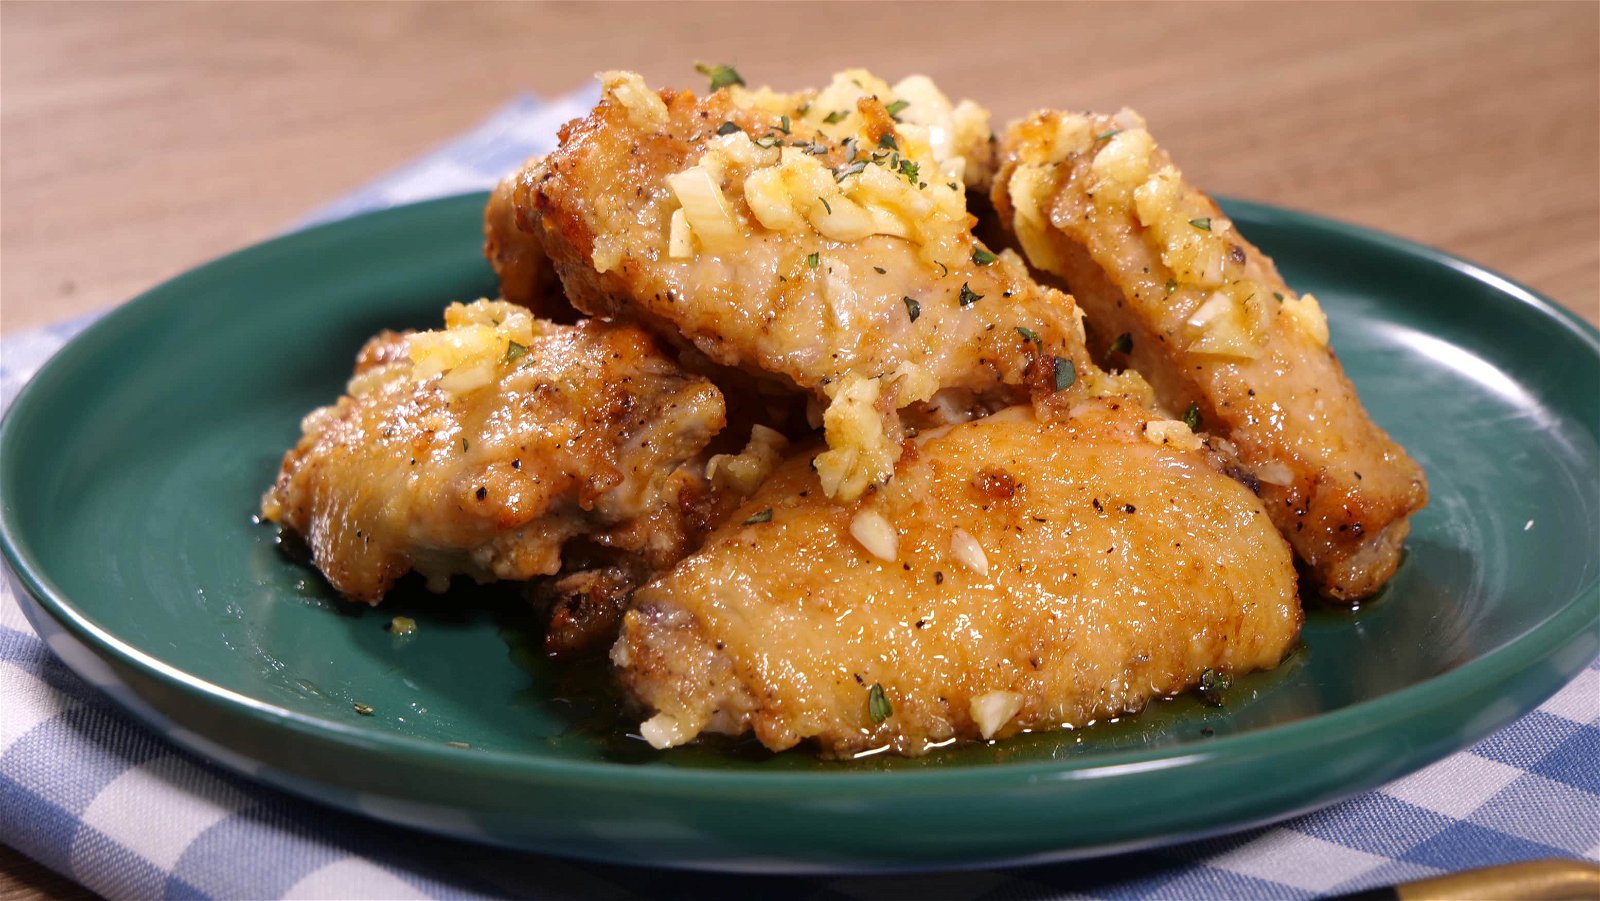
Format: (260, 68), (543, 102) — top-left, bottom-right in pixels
(1333, 859), (1600, 901)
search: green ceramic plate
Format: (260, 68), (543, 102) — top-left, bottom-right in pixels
(2, 193), (1596, 872)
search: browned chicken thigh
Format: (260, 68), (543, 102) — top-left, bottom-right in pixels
(262, 300), (728, 603)
(616, 399), (1301, 757)
(992, 110), (1426, 600)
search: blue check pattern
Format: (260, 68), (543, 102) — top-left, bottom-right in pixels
(2, 90), (1596, 900)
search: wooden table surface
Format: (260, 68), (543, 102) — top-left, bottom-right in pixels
(1, 1), (1596, 896)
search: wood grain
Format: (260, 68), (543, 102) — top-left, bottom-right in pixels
(1, 1), (1595, 336)
(0, 0), (1594, 894)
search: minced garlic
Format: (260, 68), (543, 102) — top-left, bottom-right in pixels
(849, 509), (899, 562)
(970, 690), (1024, 739)
(407, 299), (540, 396)
(950, 528), (989, 576)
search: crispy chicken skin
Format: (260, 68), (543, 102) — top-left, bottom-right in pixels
(993, 110), (1426, 600)
(484, 162), (575, 321)
(521, 70), (1098, 501)
(615, 400), (1301, 757)
(261, 300), (727, 603)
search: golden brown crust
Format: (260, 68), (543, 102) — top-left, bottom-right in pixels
(483, 164), (576, 321)
(617, 401), (1301, 757)
(993, 110), (1426, 600)
(261, 301), (727, 602)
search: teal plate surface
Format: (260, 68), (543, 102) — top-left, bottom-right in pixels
(2, 193), (1596, 872)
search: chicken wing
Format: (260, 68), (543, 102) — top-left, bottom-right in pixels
(484, 161), (576, 321)
(993, 110), (1426, 600)
(615, 399), (1300, 757)
(522, 70), (1100, 501)
(262, 300), (727, 603)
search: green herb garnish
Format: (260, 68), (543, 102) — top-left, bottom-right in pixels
(818, 196), (832, 214)
(743, 508), (773, 525)
(1189, 217), (1212, 231)
(806, 252), (821, 269)
(878, 133), (898, 151)
(1182, 402), (1203, 432)
(1016, 326), (1042, 348)
(1273, 292), (1286, 302)
(884, 99), (910, 119)
(1053, 356), (1076, 391)
(1108, 332), (1132, 355)
(777, 115), (791, 134)
(1095, 128), (1122, 141)
(504, 340), (528, 363)
(822, 110), (849, 124)
(972, 247), (998, 266)
(904, 296), (921, 322)
(1165, 278), (1178, 295)
(897, 158), (919, 183)
(958, 283), (983, 307)
(868, 682), (892, 724)
(695, 62), (745, 92)
(835, 160), (868, 182)
(715, 121), (741, 136)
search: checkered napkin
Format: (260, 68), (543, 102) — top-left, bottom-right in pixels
(3, 89), (1596, 901)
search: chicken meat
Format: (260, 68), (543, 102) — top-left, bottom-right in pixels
(992, 110), (1426, 600)
(520, 69), (1102, 501)
(262, 299), (729, 603)
(615, 399), (1301, 757)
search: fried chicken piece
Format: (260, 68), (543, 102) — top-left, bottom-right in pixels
(261, 300), (727, 603)
(484, 161), (576, 321)
(523, 70), (1099, 501)
(615, 400), (1301, 757)
(992, 110), (1426, 600)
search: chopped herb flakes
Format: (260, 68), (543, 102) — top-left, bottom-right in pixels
(958, 283), (984, 307)
(743, 508), (774, 525)
(1188, 217), (1212, 231)
(353, 703), (374, 716)
(777, 115), (791, 134)
(868, 682), (892, 724)
(1165, 278), (1178, 295)
(806, 252), (821, 269)
(1182, 402), (1203, 432)
(753, 134), (780, 148)
(1053, 357), (1076, 391)
(1095, 128), (1122, 141)
(972, 247), (998, 265)
(897, 158), (919, 183)
(1015, 326), (1042, 348)
(694, 62), (745, 92)
(460, 437), (470, 453)
(1109, 332), (1133, 355)
(835, 160), (867, 182)
(818, 196), (832, 214)
(822, 110), (849, 124)
(503, 340), (528, 363)
(877, 133), (898, 151)
(903, 296), (922, 321)
(715, 121), (741, 136)
(884, 99), (910, 119)
(873, 266), (887, 274)
(1273, 292), (1286, 302)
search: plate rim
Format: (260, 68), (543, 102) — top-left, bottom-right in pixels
(2, 192), (1596, 797)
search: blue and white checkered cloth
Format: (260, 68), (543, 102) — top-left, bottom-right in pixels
(2, 89), (1596, 900)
